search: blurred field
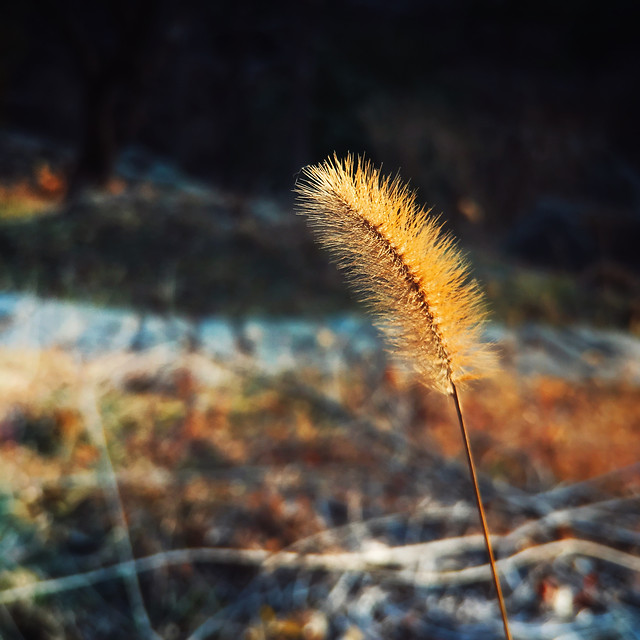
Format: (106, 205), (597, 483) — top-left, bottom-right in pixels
(0, 159), (638, 331)
(0, 327), (639, 637)
(0, 162), (639, 638)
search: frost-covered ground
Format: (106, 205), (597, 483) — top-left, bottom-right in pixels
(1, 293), (639, 385)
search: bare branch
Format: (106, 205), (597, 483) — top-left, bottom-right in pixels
(1, 538), (638, 606)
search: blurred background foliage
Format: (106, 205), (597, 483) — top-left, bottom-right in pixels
(1, 0), (639, 328)
(0, 0), (638, 214)
(0, 0), (638, 432)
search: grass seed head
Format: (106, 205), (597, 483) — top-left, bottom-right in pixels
(295, 153), (497, 394)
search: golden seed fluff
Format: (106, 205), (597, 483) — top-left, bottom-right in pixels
(295, 153), (496, 395)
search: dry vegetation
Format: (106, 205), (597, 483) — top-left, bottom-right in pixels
(416, 373), (640, 487)
(0, 344), (639, 638)
(0, 157), (639, 637)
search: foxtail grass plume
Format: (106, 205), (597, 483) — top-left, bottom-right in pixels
(295, 154), (512, 640)
(295, 154), (496, 395)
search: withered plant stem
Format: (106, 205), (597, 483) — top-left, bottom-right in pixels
(451, 383), (513, 640)
(296, 155), (511, 637)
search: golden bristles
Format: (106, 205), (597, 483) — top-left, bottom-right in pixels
(295, 154), (496, 395)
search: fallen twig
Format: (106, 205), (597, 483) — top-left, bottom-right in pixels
(1, 537), (638, 605)
(78, 382), (160, 640)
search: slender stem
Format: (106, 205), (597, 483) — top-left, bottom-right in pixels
(451, 383), (513, 640)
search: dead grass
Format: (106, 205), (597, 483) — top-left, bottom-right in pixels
(0, 344), (638, 637)
(404, 372), (640, 488)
